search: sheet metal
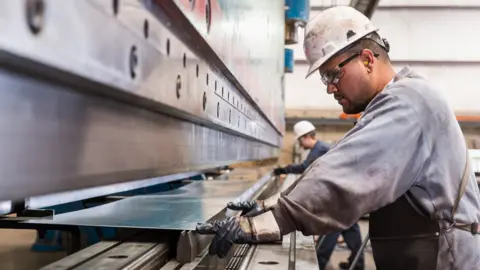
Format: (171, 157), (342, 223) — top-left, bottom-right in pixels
(0, 171), (203, 215)
(22, 179), (258, 230)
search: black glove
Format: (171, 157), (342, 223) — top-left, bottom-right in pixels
(273, 167), (288, 175)
(196, 212), (282, 258)
(227, 200), (265, 217)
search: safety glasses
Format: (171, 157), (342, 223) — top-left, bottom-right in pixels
(320, 52), (362, 85)
(320, 51), (379, 86)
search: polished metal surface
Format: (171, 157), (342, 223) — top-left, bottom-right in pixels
(26, 196), (229, 230)
(41, 234), (171, 270)
(169, 174), (318, 270)
(41, 241), (119, 270)
(161, 0), (286, 132)
(237, 245), (257, 270)
(22, 179), (260, 230)
(0, 0), (284, 200)
(0, 1), (283, 142)
(0, 68), (277, 200)
(174, 173), (274, 263)
(0, 171), (202, 215)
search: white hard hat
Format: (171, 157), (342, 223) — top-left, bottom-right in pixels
(293, 121), (315, 140)
(303, 6), (379, 78)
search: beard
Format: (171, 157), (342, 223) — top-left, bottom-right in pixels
(340, 77), (376, 114)
(342, 99), (370, 114)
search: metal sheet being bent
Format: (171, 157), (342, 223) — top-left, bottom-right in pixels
(22, 179), (262, 230)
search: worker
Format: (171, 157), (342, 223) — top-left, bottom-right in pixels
(273, 120), (330, 175)
(196, 6), (480, 270)
(272, 120), (364, 270)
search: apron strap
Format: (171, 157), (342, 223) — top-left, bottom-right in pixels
(451, 147), (471, 217)
(451, 147), (479, 234)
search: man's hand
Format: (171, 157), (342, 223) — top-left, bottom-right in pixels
(273, 167), (288, 175)
(196, 211), (282, 258)
(227, 200), (265, 217)
(227, 196), (279, 217)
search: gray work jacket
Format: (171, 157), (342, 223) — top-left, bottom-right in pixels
(271, 66), (480, 269)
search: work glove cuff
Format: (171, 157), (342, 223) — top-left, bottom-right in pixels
(273, 167), (289, 175)
(248, 211), (282, 243)
(262, 195), (279, 210)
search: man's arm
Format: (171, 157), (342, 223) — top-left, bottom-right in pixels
(272, 93), (429, 236)
(284, 144), (329, 174)
(196, 91), (430, 258)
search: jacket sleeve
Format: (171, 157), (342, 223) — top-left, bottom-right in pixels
(271, 93), (430, 236)
(284, 160), (310, 175)
(285, 144), (330, 174)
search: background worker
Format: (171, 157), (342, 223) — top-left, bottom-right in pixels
(196, 6), (480, 269)
(273, 120), (329, 175)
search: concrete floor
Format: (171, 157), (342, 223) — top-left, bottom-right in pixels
(0, 221), (375, 270)
(0, 229), (65, 270)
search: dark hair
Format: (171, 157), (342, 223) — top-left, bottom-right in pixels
(345, 32), (390, 63)
(305, 131), (316, 138)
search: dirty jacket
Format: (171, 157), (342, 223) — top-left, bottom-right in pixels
(271, 66), (480, 269)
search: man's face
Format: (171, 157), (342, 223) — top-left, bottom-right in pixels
(298, 136), (312, 149)
(319, 49), (377, 114)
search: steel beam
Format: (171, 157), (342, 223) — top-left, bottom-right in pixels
(350, 0), (381, 18)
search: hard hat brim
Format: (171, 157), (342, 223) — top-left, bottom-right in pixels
(304, 29), (380, 79)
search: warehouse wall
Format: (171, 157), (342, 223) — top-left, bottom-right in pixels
(280, 0), (480, 164)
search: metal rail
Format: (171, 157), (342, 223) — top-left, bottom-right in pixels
(40, 232), (171, 270)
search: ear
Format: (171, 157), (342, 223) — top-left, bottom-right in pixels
(360, 49), (375, 70)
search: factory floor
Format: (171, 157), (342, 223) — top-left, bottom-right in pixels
(0, 229), (65, 270)
(0, 221), (375, 270)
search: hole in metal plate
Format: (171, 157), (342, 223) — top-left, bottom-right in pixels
(112, 0), (119, 15)
(176, 75), (181, 98)
(143, 19), (149, 38)
(205, 0), (211, 32)
(129, 45), (138, 79)
(202, 92), (207, 111)
(108, 255), (128, 259)
(26, 0), (45, 35)
(166, 39), (170, 56)
(258, 261), (279, 265)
